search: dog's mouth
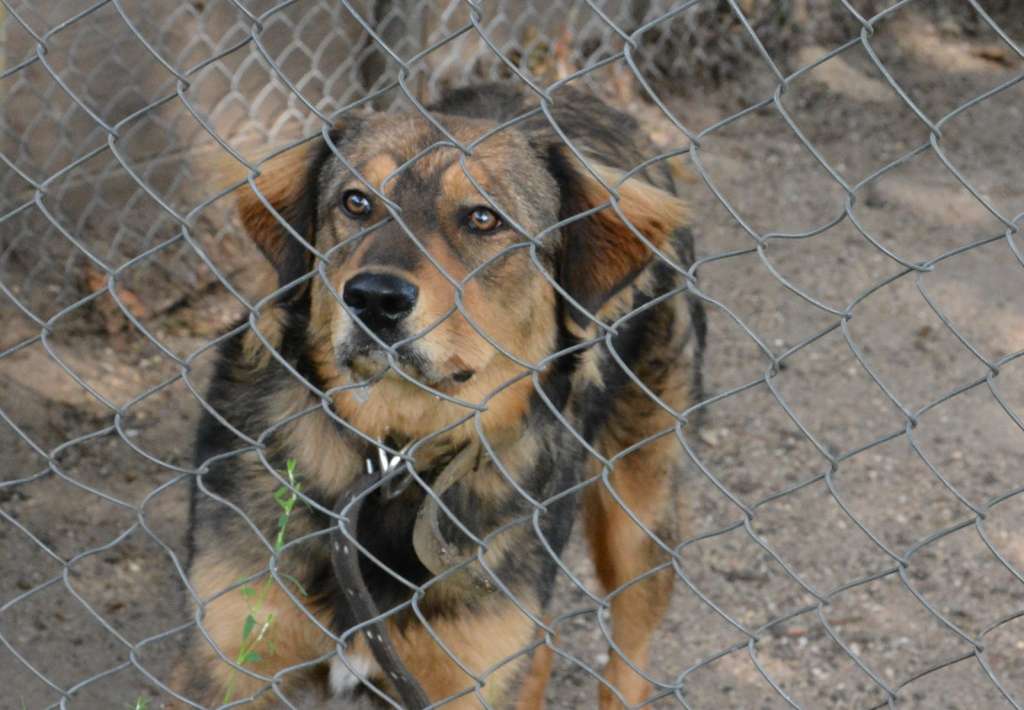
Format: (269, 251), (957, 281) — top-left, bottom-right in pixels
(337, 340), (475, 389)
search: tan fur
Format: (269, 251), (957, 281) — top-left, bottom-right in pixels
(513, 615), (556, 710)
(515, 640), (554, 710)
(438, 157), (505, 208)
(361, 154), (400, 190)
(178, 554), (337, 707)
(177, 551), (539, 708)
(582, 310), (694, 709)
(240, 305), (287, 368)
(589, 163), (691, 236)
(384, 600), (540, 707)
(584, 442), (679, 710)
(236, 145), (316, 262)
(267, 385), (365, 496)
(326, 366), (536, 451)
(562, 158), (689, 320)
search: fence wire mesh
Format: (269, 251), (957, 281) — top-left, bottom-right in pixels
(1, 0), (1023, 708)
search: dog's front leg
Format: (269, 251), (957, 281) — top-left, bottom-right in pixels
(379, 589), (543, 708)
(168, 548), (341, 709)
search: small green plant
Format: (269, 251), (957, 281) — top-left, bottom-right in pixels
(223, 459), (306, 704)
(132, 695), (149, 710)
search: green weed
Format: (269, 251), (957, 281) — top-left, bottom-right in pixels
(223, 459), (306, 704)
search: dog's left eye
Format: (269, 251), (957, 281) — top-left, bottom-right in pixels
(466, 207), (502, 233)
(341, 189), (373, 218)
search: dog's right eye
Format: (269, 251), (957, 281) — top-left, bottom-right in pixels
(341, 190), (372, 218)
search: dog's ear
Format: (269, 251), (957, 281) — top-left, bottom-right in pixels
(549, 146), (689, 327)
(236, 144), (320, 289)
(235, 123), (355, 290)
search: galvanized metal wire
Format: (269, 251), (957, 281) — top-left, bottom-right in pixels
(1, 0), (1023, 708)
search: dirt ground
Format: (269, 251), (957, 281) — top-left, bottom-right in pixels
(2, 15), (1022, 710)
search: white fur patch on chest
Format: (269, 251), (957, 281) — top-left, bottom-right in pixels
(329, 653), (380, 696)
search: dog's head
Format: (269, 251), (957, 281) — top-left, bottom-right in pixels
(237, 106), (687, 436)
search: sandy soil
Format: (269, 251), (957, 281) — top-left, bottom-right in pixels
(2, 15), (1022, 710)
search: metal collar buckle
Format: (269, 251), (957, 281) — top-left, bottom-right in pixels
(366, 444), (415, 500)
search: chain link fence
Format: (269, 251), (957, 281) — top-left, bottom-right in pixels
(2, 0), (1023, 708)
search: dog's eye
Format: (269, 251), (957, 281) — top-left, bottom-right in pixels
(341, 190), (372, 218)
(466, 206), (501, 233)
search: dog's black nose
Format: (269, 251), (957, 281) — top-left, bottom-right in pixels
(342, 272), (418, 333)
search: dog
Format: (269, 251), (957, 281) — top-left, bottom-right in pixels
(171, 82), (705, 709)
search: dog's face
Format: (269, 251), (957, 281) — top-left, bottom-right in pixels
(237, 108), (686, 435)
(312, 114), (563, 390)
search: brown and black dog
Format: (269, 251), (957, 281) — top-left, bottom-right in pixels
(172, 83), (705, 708)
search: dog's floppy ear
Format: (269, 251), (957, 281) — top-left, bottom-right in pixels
(235, 123), (354, 290)
(236, 144), (319, 289)
(549, 146), (689, 327)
